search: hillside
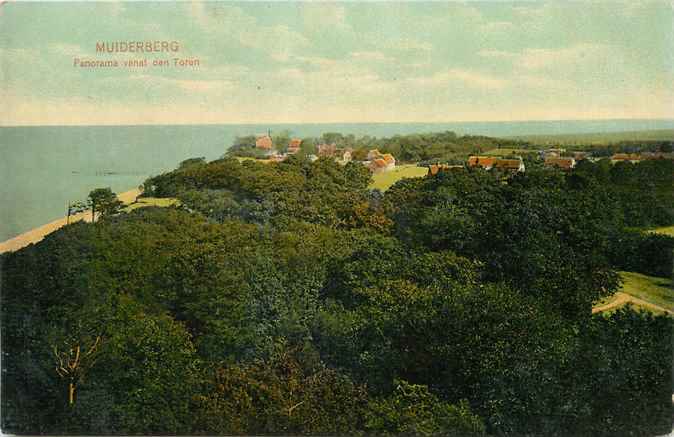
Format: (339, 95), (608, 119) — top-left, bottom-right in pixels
(2, 145), (672, 437)
(369, 164), (428, 191)
(593, 272), (673, 315)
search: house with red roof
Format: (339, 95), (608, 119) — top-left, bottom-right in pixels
(287, 138), (302, 154)
(364, 150), (395, 172)
(368, 158), (389, 173)
(255, 135), (273, 150)
(611, 153), (641, 162)
(317, 143), (337, 157)
(467, 156), (497, 170)
(493, 158), (525, 173)
(427, 164), (463, 176)
(545, 157), (576, 171)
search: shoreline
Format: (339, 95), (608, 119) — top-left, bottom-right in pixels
(0, 188), (141, 254)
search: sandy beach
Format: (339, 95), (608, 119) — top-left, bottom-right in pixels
(0, 188), (141, 254)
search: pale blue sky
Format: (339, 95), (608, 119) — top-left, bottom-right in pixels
(1, 1), (672, 125)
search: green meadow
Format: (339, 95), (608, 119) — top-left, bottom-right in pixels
(509, 129), (674, 146)
(482, 148), (534, 156)
(594, 271), (673, 315)
(619, 271), (673, 313)
(369, 164), (428, 191)
(124, 197), (179, 212)
(649, 225), (674, 237)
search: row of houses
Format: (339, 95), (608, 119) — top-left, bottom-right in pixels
(318, 147), (396, 173)
(544, 157), (576, 170)
(463, 148), (581, 174)
(256, 134), (305, 163)
(466, 156), (526, 172)
(254, 134), (397, 173)
(468, 155), (577, 172)
(539, 148), (588, 160)
(256, 134), (671, 178)
(366, 149), (396, 173)
(317, 143), (353, 162)
(610, 152), (673, 162)
(426, 156), (525, 177)
(543, 151), (673, 170)
(429, 156), (579, 176)
(255, 134), (303, 152)
(430, 149), (673, 177)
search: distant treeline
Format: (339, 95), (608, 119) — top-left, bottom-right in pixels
(510, 129), (674, 146)
(227, 130), (531, 163)
(227, 130), (674, 163)
(2, 146), (672, 436)
(581, 140), (673, 157)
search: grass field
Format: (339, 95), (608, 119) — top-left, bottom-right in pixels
(649, 225), (674, 237)
(483, 148), (535, 156)
(236, 157), (272, 163)
(593, 271), (673, 315)
(369, 164), (428, 191)
(619, 272), (673, 311)
(508, 129), (674, 146)
(124, 197), (179, 212)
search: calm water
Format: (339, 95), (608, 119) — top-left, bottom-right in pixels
(1, 119), (673, 241)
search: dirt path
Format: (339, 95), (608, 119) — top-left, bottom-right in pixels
(0, 189), (141, 254)
(592, 292), (672, 315)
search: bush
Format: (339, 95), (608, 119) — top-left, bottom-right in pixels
(193, 345), (369, 435)
(560, 308), (673, 436)
(608, 230), (674, 277)
(365, 380), (485, 436)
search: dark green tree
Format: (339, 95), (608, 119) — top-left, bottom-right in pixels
(87, 188), (123, 222)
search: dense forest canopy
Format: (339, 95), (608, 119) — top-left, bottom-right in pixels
(2, 133), (673, 436)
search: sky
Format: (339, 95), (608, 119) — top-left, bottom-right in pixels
(0, 1), (672, 125)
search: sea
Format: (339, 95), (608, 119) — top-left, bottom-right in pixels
(1, 119), (673, 242)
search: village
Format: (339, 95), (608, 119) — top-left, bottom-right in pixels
(252, 132), (397, 173)
(245, 131), (674, 178)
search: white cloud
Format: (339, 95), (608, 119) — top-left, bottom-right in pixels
(452, 4), (484, 23)
(288, 63), (387, 94)
(189, 2), (249, 31)
(445, 69), (507, 89)
(412, 68), (507, 90)
(479, 44), (613, 71)
(0, 47), (40, 88)
(107, 1), (126, 18)
(517, 44), (611, 70)
(294, 55), (339, 69)
(512, 5), (548, 20)
(404, 61), (432, 71)
(144, 23), (162, 33)
(387, 38), (433, 52)
(481, 21), (515, 33)
(301, 3), (349, 32)
(350, 51), (392, 62)
(49, 43), (84, 57)
(620, 1), (650, 18)
(119, 74), (233, 94)
(270, 52), (290, 63)
(205, 64), (251, 78)
(515, 74), (575, 92)
(189, 2), (309, 59)
(172, 79), (229, 93)
(477, 49), (515, 59)
(239, 24), (310, 53)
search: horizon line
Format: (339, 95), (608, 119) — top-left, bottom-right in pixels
(1, 116), (674, 129)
